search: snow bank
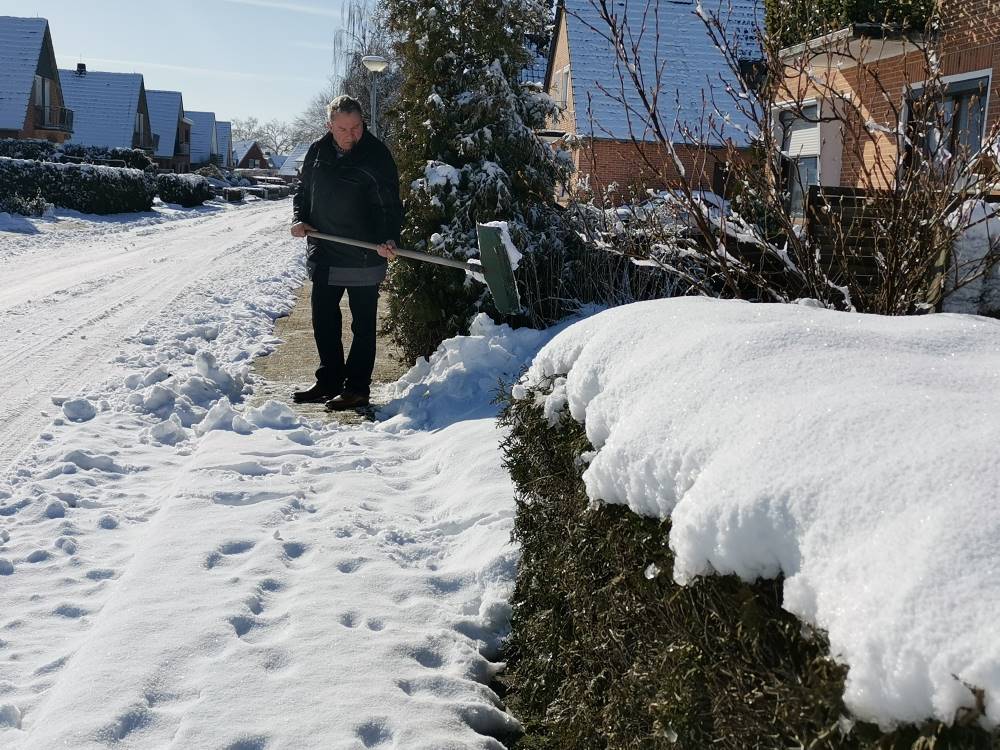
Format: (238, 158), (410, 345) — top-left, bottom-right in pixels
(945, 200), (1000, 316)
(379, 312), (584, 431)
(522, 297), (1000, 729)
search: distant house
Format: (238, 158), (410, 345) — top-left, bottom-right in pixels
(185, 110), (219, 167)
(215, 120), (233, 168)
(277, 142), (311, 178)
(232, 139), (268, 169)
(147, 90), (190, 173)
(59, 65), (156, 152)
(542, 0), (761, 201)
(0, 16), (74, 142)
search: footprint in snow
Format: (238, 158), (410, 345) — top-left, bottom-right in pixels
(281, 541), (306, 561)
(205, 540), (256, 569)
(224, 736), (269, 750)
(336, 558), (367, 574)
(356, 719), (393, 748)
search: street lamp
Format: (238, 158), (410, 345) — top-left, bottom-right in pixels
(361, 55), (389, 138)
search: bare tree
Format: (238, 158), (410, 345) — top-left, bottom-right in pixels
(571, 0), (1000, 315)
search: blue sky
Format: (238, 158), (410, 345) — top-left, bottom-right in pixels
(2, 0), (347, 123)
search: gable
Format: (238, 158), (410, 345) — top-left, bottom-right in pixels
(147, 90), (183, 158)
(560, 0), (761, 145)
(186, 111), (217, 163)
(60, 69), (143, 149)
(0, 16), (48, 131)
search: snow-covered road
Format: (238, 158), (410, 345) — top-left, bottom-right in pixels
(0, 202), (534, 748)
(0, 201), (292, 475)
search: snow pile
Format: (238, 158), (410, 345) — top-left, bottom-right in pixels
(379, 313), (574, 431)
(945, 200), (1000, 316)
(521, 296), (1000, 728)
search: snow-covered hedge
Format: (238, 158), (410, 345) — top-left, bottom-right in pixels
(0, 156), (156, 214)
(0, 138), (155, 171)
(155, 173), (213, 207)
(502, 298), (1000, 747)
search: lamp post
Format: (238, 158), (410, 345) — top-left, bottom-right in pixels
(361, 55), (389, 138)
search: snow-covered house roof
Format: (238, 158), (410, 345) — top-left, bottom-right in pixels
(216, 121), (233, 168)
(278, 142), (311, 176)
(60, 68), (146, 149)
(147, 90), (183, 158)
(270, 154), (288, 170)
(232, 139), (257, 165)
(185, 110), (217, 164)
(0, 16), (59, 132)
(547, 0), (761, 144)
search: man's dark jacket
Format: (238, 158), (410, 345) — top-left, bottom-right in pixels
(293, 129), (403, 286)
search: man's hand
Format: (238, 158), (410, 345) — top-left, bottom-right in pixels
(376, 240), (397, 260)
(291, 221), (316, 238)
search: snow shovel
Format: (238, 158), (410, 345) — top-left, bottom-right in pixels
(305, 226), (522, 314)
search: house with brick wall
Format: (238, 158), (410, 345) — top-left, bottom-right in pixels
(232, 139), (268, 169)
(0, 16), (74, 142)
(774, 0), (1000, 214)
(541, 0), (762, 203)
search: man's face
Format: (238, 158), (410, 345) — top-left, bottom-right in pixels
(328, 111), (364, 152)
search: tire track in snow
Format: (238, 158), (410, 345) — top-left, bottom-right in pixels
(0, 201), (294, 478)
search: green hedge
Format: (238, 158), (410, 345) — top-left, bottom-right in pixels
(0, 138), (155, 171)
(498, 385), (998, 749)
(155, 173), (213, 207)
(0, 157), (155, 215)
(765, 0), (936, 48)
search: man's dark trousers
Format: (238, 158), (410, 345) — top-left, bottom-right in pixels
(311, 269), (379, 398)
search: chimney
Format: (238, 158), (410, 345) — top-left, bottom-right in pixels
(76, 63), (86, 76)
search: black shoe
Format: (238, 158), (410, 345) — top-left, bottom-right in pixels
(292, 383), (340, 404)
(325, 391), (370, 411)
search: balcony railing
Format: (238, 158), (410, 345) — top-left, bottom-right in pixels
(176, 142), (190, 156)
(34, 105), (74, 133)
(133, 131), (159, 152)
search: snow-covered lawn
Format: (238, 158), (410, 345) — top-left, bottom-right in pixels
(0, 202), (546, 748)
(522, 297), (1000, 730)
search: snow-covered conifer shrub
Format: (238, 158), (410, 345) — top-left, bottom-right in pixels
(155, 173), (213, 207)
(383, 0), (590, 360)
(497, 384), (998, 749)
(0, 157), (156, 215)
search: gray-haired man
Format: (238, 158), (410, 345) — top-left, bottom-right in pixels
(290, 95), (402, 411)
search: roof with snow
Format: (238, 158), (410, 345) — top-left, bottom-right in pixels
(185, 110), (216, 163)
(550, 0), (761, 144)
(0, 16), (52, 131)
(278, 142), (311, 176)
(216, 121), (233, 168)
(147, 90), (183, 158)
(59, 68), (144, 149)
(232, 139), (257, 165)
(270, 154), (288, 169)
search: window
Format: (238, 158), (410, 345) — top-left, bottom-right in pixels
(908, 76), (988, 163)
(560, 67), (570, 108)
(779, 104), (820, 217)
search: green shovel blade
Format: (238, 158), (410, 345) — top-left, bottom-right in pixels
(475, 223), (522, 315)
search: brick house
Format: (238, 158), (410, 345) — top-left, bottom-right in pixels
(0, 16), (74, 142)
(232, 140), (268, 169)
(147, 90), (191, 172)
(541, 0), (762, 203)
(59, 65), (156, 152)
(774, 0), (1000, 213)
